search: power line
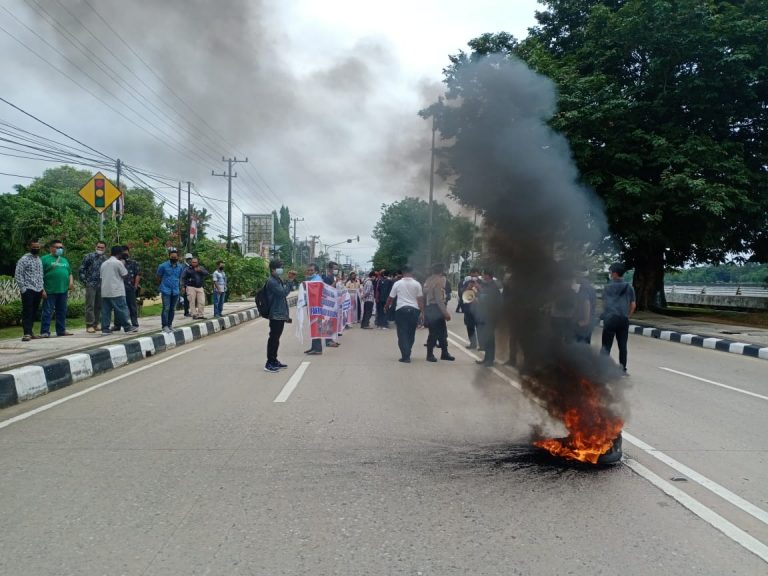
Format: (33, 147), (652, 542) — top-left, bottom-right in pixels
(0, 171), (35, 179)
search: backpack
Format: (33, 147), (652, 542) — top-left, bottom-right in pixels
(255, 282), (270, 317)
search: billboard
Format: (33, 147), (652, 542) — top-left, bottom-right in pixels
(242, 214), (274, 258)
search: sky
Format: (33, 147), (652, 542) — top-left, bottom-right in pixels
(0, 0), (541, 266)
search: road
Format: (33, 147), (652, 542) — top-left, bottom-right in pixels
(1, 311), (766, 575)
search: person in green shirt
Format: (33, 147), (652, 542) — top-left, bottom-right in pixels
(40, 239), (74, 337)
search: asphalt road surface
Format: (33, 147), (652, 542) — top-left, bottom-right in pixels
(1, 311), (766, 575)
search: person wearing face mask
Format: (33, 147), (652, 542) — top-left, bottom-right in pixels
(462, 268), (481, 349)
(212, 260), (227, 317)
(264, 260), (291, 372)
(79, 240), (107, 333)
(156, 248), (184, 333)
(14, 239), (45, 342)
(111, 245), (141, 329)
(40, 239), (74, 338)
(100, 245), (137, 335)
(321, 262), (341, 347)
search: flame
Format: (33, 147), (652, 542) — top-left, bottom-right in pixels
(534, 378), (623, 464)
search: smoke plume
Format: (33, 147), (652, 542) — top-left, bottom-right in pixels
(434, 54), (627, 444)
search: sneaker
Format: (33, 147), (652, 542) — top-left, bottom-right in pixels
(100, 330), (112, 336)
(275, 361), (288, 369)
(40, 333), (50, 338)
(163, 326), (172, 334)
(398, 357), (411, 363)
(21, 335), (31, 342)
(264, 363), (280, 373)
(426, 355), (438, 363)
(440, 354), (456, 361)
(86, 327), (96, 334)
(125, 327), (139, 333)
(304, 349), (322, 355)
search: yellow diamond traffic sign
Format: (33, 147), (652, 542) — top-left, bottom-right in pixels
(77, 172), (121, 213)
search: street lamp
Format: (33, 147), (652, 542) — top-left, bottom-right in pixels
(322, 236), (360, 255)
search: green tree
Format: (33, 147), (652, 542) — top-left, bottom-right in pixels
(273, 208), (293, 264)
(510, 1), (768, 308)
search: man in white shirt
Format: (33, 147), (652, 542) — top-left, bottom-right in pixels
(99, 246), (137, 335)
(385, 266), (424, 363)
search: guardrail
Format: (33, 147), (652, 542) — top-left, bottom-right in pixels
(665, 285), (768, 298)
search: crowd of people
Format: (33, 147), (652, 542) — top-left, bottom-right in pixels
(13, 241), (229, 339)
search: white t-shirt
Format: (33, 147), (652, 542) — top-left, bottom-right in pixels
(389, 277), (423, 310)
(100, 257), (128, 298)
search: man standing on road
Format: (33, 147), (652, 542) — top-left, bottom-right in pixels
(264, 259), (291, 373)
(304, 262), (325, 355)
(360, 271), (375, 329)
(385, 266), (424, 363)
(212, 260), (227, 318)
(181, 253), (194, 317)
(100, 246), (137, 335)
(79, 240), (107, 333)
(601, 263), (636, 374)
(156, 249), (184, 333)
(321, 262), (340, 348)
(14, 239), (45, 342)
(475, 269), (502, 367)
(40, 239), (73, 338)
(462, 269), (481, 349)
(423, 264), (455, 362)
(182, 257), (209, 319)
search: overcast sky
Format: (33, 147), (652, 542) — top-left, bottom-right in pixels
(0, 0), (541, 266)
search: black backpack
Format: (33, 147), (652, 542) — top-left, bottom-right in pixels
(255, 282), (270, 317)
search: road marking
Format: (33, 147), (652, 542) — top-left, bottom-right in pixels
(273, 362), (310, 403)
(0, 346), (203, 430)
(624, 458), (768, 563)
(622, 431), (768, 528)
(658, 366), (768, 402)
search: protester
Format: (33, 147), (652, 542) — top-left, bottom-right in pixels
(264, 259), (291, 372)
(345, 271), (362, 324)
(462, 268), (481, 348)
(304, 262), (324, 355)
(14, 239), (44, 342)
(156, 248), (184, 333)
(181, 253), (194, 316)
(181, 257), (209, 319)
(360, 271), (375, 329)
(117, 245), (141, 329)
(375, 270), (392, 329)
(474, 269), (502, 367)
(321, 262), (340, 347)
(386, 271), (399, 324)
(423, 264), (454, 362)
(100, 246), (137, 335)
(284, 270), (299, 293)
(78, 240), (106, 333)
(601, 263), (636, 374)
(385, 265), (424, 363)
(40, 239), (73, 337)
(212, 260), (227, 317)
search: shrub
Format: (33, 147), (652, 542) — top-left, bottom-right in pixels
(0, 300), (22, 327)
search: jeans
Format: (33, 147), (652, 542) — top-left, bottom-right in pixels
(21, 289), (42, 336)
(41, 292), (68, 335)
(85, 284), (101, 328)
(102, 296), (131, 332)
(161, 293), (179, 328)
(395, 306), (420, 360)
(267, 319), (285, 364)
(361, 301), (373, 328)
(601, 315), (629, 370)
(213, 290), (226, 316)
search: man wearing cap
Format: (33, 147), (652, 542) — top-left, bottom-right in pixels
(156, 249), (184, 333)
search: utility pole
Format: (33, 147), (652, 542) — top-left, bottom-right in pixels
(114, 158), (122, 242)
(426, 114), (436, 272)
(186, 182), (192, 254)
(291, 217), (304, 266)
(309, 235), (320, 261)
(212, 156), (248, 251)
(177, 182), (182, 246)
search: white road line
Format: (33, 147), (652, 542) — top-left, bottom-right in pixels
(659, 366), (768, 402)
(0, 346), (203, 430)
(624, 458), (768, 564)
(273, 362), (310, 403)
(448, 329), (470, 345)
(622, 431), (768, 527)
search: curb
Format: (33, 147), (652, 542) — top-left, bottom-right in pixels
(0, 308), (262, 409)
(629, 322), (768, 361)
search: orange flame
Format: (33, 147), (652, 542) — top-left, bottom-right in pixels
(534, 378), (623, 464)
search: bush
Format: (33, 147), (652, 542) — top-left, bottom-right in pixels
(0, 300), (22, 327)
(66, 300), (85, 319)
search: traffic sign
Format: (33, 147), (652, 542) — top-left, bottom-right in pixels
(77, 172), (121, 213)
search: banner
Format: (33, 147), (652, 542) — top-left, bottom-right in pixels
(298, 281), (339, 341)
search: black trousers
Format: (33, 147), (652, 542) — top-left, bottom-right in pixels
(478, 321), (496, 365)
(601, 315), (629, 369)
(375, 301), (388, 327)
(426, 309), (448, 353)
(464, 307), (477, 345)
(395, 306), (420, 360)
(361, 301), (374, 328)
(267, 319), (285, 364)
(21, 289), (42, 336)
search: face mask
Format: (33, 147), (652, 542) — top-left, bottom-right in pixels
(55, 248), (64, 256)
(171, 258), (178, 263)
(275, 268), (284, 275)
(121, 254), (129, 260)
(218, 266), (224, 271)
(30, 248), (40, 255)
(95, 249), (104, 255)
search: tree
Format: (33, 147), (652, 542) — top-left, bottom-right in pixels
(273, 208), (293, 264)
(510, 1), (768, 309)
(372, 197), (475, 273)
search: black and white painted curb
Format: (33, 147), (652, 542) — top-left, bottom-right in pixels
(629, 322), (768, 361)
(0, 308), (263, 409)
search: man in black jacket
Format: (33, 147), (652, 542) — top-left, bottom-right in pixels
(265, 259), (291, 373)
